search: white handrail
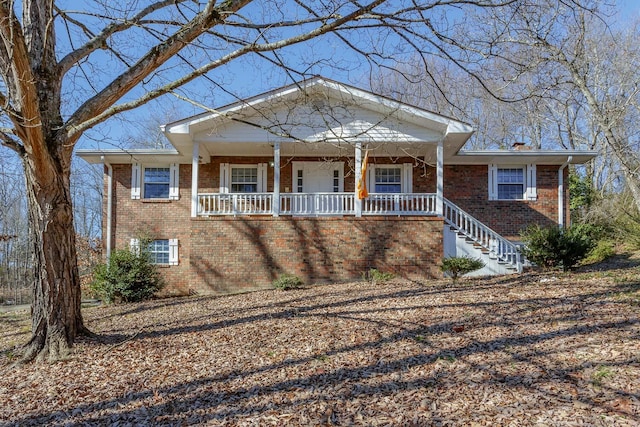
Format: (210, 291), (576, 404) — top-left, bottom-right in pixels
(280, 193), (355, 215)
(197, 192), (439, 216)
(198, 193), (273, 215)
(442, 198), (522, 272)
(363, 193), (437, 215)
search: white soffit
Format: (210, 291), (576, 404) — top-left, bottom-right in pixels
(452, 150), (598, 165)
(75, 149), (188, 164)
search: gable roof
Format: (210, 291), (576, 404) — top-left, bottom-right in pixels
(160, 76), (474, 162)
(77, 76), (596, 165)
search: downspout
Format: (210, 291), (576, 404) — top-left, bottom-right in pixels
(102, 157), (113, 261)
(558, 156), (572, 228)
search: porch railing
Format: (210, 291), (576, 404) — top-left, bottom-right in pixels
(280, 193), (355, 215)
(198, 193), (273, 215)
(363, 193), (437, 215)
(197, 192), (439, 216)
(442, 198), (522, 272)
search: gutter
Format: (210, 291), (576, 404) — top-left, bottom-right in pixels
(102, 157), (113, 261)
(558, 156), (573, 228)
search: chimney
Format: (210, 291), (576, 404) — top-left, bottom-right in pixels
(511, 142), (531, 151)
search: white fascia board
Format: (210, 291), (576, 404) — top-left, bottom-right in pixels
(452, 150), (597, 165)
(318, 79), (473, 133)
(75, 148), (188, 164)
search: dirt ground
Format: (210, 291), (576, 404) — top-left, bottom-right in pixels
(1, 254), (639, 426)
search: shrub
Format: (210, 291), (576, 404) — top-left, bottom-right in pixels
(362, 268), (394, 284)
(272, 274), (303, 290)
(521, 224), (597, 272)
(583, 239), (616, 264)
(441, 256), (485, 282)
(90, 249), (164, 304)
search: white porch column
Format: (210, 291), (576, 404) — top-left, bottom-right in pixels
(355, 142), (362, 217)
(273, 141), (281, 217)
(436, 138), (444, 216)
(191, 142), (199, 217)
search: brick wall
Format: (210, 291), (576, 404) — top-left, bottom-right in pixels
(105, 158), (567, 295)
(107, 162), (443, 295)
(109, 163), (194, 295)
(189, 216), (443, 294)
(443, 165), (567, 240)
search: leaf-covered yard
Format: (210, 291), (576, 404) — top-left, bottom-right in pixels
(1, 260), (639, 426)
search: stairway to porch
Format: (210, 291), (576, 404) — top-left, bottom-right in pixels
(442, 198), (523, 276)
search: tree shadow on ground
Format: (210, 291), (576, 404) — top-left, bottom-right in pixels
(577, 251), (640, 273)
(8, 276), (640, 426)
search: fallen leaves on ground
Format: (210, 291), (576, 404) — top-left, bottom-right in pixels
(1, 264), (639, 426)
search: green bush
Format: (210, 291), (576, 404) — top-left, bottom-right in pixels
(583, 239), (616, 264)
(441, 256), (485, 282)
(616, 213), (640, 250)
(521, 224), (597, 272)
(362, 268), (394, 284)
(90, 249), (164, 304)
(272, 274), (304, 290)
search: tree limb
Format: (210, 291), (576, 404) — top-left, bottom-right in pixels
(56, 0), (189, 75)
(64, 0), (389, 138)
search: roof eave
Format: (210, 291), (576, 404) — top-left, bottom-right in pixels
(452, 150), (598, 165)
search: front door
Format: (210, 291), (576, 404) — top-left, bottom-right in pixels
(291, 161), (344, 214)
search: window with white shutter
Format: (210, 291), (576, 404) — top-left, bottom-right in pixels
(488, 164), (537, 201)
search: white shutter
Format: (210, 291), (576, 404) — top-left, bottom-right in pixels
(131, 163), (141, 199)
(169, 239), (179, 265)
(488, 164), (497, 200)
(257, 163), (267, 192)
(526, 164), (537, 200)
(403, 163), (413, 193)
(219, 163), (229, 193)
(169, 163), (179, 200)
(367, 164), (376, 193)
(130, 238), (140, 254)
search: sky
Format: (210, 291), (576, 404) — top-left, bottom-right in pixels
(74, 0), (640, 153)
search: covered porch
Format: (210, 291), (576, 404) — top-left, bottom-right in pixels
(196, 191), (439, 216)
(159, 77), (472, 219)
(189, 139), (446, 217)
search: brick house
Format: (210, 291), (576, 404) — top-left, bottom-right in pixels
(78, 77), (596, 295)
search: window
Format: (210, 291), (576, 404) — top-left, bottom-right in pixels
(297, 169), (303, 193)
(129, 238), (178, 265)
(231, 167), (258, 193)
(488, 164), (537, 201)
(497, 168), (524, 200)
(333, 170), (340, 193)
(131, 163), (179, 200)
(375, 167), (402, 193)
(148, 239), (170, 264)
(144, 167), (170, 199)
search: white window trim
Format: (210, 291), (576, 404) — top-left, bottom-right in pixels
(129, 238), (178, 266)
(220, 163), (267, 193)
(488, 164), (537, 201)
(367, 164), (412, 193)
(131, 163), (179, 200)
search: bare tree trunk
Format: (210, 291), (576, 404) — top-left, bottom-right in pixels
(21, 155), (89, 362)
